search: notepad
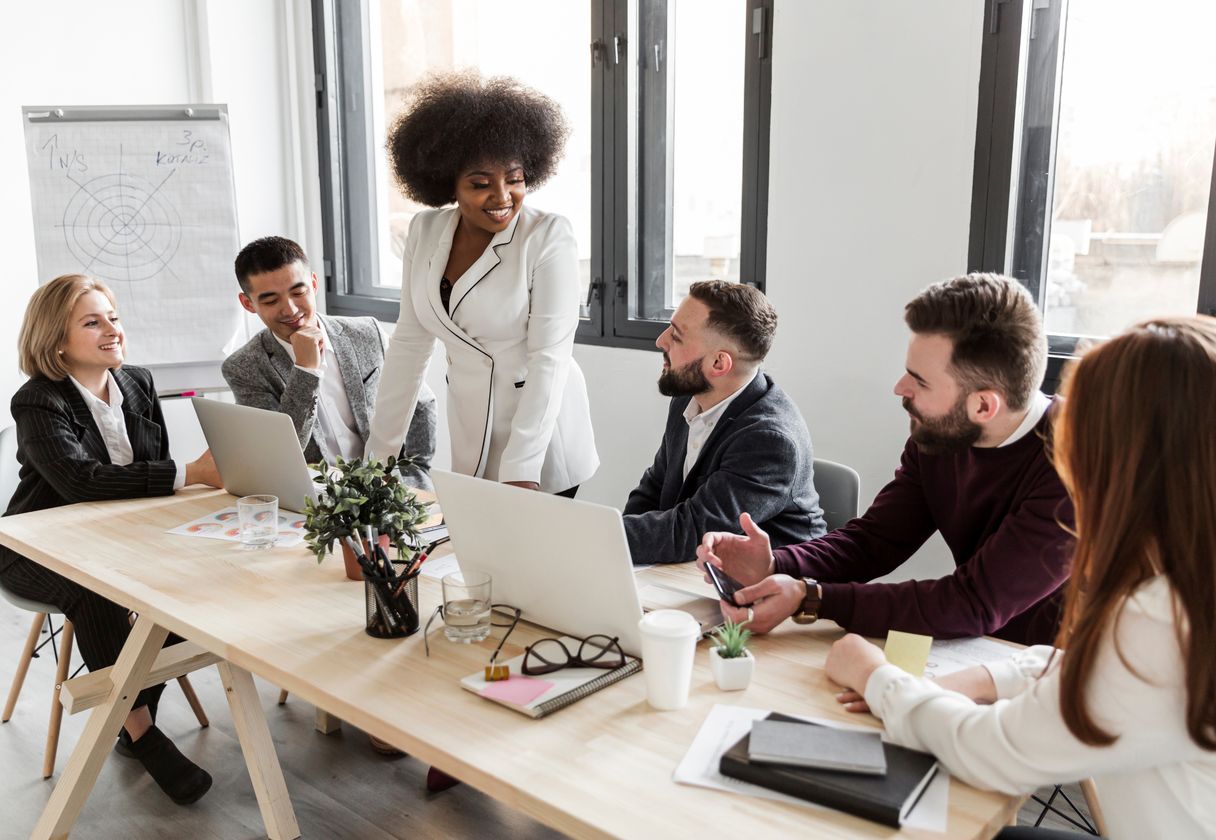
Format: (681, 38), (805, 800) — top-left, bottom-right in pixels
(884, 630), (933, 676)
(460, 637), (641, 719)
(748, 719), (888, 776)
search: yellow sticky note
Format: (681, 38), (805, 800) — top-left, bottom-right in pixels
(884, 630), (933, 676)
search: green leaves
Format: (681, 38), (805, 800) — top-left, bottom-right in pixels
(711, 618), (753, 659)
(302, 455), (428, 565)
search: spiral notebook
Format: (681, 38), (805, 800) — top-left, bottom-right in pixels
(460, 637), (641, 719)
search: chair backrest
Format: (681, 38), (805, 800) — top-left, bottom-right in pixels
(812, 457), (861, 532)
(0, 425), (19, 513)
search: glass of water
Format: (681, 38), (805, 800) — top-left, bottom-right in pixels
(236, 495), (278, 550)
(441, 570), (492, 643)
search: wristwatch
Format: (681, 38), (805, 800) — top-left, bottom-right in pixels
(790, 578), (822, 625)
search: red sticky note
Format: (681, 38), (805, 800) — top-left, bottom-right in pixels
(480, 675), (553, 706)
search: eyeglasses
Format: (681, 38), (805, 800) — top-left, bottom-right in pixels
(522, 634), (626, 676)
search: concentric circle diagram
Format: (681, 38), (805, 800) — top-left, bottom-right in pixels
(61, 171), (181, 283)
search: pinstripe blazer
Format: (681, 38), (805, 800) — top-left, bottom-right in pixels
(2, 366), (176, 524)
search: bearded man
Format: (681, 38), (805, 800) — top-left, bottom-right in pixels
(622, 280), (826, 566)
(697, 273), (1074, 646)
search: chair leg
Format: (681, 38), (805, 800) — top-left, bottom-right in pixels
(4, 613), (46, 722)
(1080, 778), (1107, 836)
(176, 675), (209, 727)
(43, 619), (75, 779)
(277, 689), (288, 706)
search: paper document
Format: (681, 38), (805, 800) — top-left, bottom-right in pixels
(925, 636), (1018, 679)
(167, 507), (305, 548)
(885, 630), (933, 676)
(418, 552), (462, 581)
(674, 704), (949, 832)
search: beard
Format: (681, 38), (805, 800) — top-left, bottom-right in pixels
(903, 395), (982, 454)
(657, 355), (711, 397)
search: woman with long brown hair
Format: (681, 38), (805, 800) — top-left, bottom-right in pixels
(825, 316), (1216, 839)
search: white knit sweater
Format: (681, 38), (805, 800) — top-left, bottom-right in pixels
(864, 577), (1216, 840)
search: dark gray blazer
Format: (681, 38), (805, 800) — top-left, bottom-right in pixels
(623, 372), (826, 565)
(222, 315), (437, 488)
(3, 366), (176, 522)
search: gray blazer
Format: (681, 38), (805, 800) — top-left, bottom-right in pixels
(623, 372), (826, 565)
(222, 315), (437, 488)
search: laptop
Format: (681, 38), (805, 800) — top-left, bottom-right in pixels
(430, 469), (722, 657)
(192, 398), (318, 513)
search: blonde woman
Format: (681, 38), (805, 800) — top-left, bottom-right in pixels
(826, 316), (1216, 839)
(0, 274), (220, 804)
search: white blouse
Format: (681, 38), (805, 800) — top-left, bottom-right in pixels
(864, 576), (1216, 840)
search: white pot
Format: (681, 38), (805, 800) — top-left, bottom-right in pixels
(709, 647), (755, 691)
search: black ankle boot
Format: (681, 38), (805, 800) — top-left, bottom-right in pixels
(126, 725), (212, 805)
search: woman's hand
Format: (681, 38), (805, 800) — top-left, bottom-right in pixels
(185, 449), (223, 488)
(503, 480), (541, 491)
(825, 634), (887, 702)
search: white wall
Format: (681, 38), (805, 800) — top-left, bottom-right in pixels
(0, 0), (303, 462)
(574, 1), (986, 580)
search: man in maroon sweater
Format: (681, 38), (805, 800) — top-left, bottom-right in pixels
(698, 274), (1073, 645)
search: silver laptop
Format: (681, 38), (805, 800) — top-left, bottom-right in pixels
(192, 398), (318, 513)
(431, 469), (721, 657)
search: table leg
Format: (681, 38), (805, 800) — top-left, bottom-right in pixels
(31, 615), (168, 840)
(218, 662), (300, 840)
(314, 708), (341, 734)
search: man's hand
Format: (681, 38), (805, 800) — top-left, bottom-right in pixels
(290, 324), (325, 370)
(696, 512), (775, 587)
(825, 634), (887, 703)
(718, 574), (804, 633)
(185, 449), (223, 488)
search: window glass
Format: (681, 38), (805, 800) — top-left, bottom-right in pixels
(1042, 0), (1216, 337)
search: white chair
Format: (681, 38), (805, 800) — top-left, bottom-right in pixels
(0, 425), (208, 778)
(812, 458), (861, 532)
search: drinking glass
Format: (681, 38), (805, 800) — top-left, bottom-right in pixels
(236, 495), (278, 550)
(441, 570), (492, 642)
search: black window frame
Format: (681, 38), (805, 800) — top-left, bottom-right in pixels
(313, 0), (773, 352)
(969, 0), (1216, 388)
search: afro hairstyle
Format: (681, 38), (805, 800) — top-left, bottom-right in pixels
(386, 70), (570, 208)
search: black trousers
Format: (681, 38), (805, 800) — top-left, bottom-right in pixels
(0, 553), (174, 713)
(556, 486), (579, 498)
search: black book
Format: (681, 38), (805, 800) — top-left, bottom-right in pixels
(719, 713), (939, 828)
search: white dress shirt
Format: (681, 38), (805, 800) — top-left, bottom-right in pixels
(274, 322), (363, 460)
(998, 391), (1052, 447)
(681, 372), (757, 481)
(68, 371), (185, 489)
(864, 576), (1216, 840)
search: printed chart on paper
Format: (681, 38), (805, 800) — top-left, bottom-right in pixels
(23, 108), (242, 366)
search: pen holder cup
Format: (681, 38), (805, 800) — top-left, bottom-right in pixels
(364, 563), (420, 639)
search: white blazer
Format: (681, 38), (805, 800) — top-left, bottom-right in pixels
(368, 205), (599, 492)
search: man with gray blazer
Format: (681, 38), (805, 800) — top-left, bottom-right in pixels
(223, 237), (437, 488)
(624, 281), (825, 565)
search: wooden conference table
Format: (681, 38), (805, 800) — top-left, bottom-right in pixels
(0, 487), (1020, 839)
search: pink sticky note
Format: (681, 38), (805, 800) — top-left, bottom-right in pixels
(480, 675), (553, 706)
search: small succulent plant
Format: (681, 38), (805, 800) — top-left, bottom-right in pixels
(711, 618), (753, 659)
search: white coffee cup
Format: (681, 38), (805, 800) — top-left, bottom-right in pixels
(638, 609), (700, 710)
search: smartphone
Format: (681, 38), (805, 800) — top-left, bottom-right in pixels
(706, 563), (747, 605)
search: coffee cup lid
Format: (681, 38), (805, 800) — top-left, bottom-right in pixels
(638, 609), (700, 639)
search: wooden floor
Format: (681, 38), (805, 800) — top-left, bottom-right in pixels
(0, 607), (1094, 839)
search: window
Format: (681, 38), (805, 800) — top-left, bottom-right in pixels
(313, 0), (773, 349)
(970, 0), (1216, 376)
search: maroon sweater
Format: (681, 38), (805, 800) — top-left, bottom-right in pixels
(773, 401), (1073, 645)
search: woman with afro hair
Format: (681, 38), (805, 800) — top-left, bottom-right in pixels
(368, 71), (598, 497)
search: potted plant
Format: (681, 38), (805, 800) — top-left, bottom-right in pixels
(302, 455), (429, 580)
(708, 618), (755, 691)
